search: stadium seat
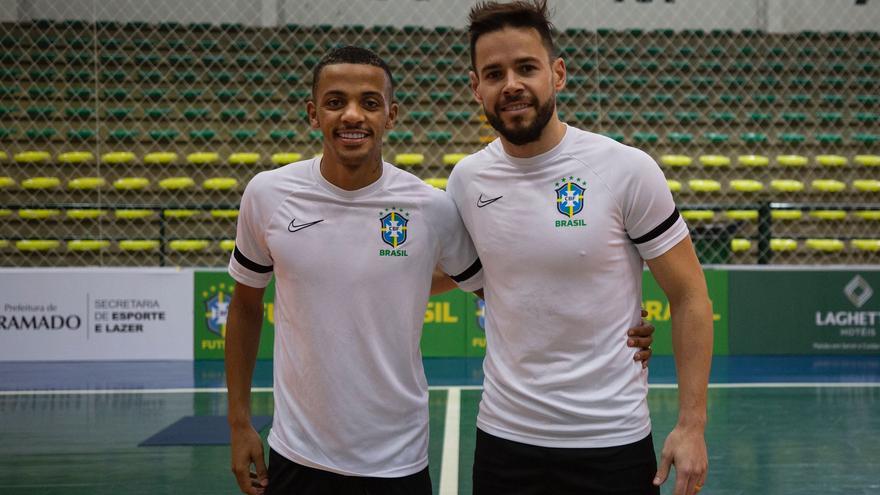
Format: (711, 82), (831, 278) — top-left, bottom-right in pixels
(725, 210), (759, 222)
(855, 155), (880, 167)
(115, 210), (155, 220)
(777, 155), (808, 167)
(169, 240), (210, 252)
(681, 210), (714, 222)
(811, 180), (846, 193)
(270, 130), (297, 142)
(806, 239), (844, 253)
(852, 239), (880, 252)
(14, 151), (51, 164)
(730, 180), (764, 192)
(231, 130), (258, 142)
(0, 177), (15, 189)
(703, 132), (729, 144)
(67, 209), (107, 220)
(68, 240), (111, 252)
(771, 180), (805, 193)
(425, 178), (448, 190)
(427, 131), (452, 144)
(395, 154), (424, 167)
(258, 109), (285, 122)
(22, 177), (61, 189)
(741, 133), (768, 144)
(25, 128), (58, 141)
(145, 107), (173, 120)
(816, 155), (848, 167)
(443, 154), (467, 167)
(816, 111), (843, 124)
(659, 155), (692, 167)
(809, 210), (847, 221)
(770, 239), (798, 252)
(219, 108), (247, 122)
(68, 177), (107, 190)
(102, 152), (136, 164)
(667, 180), (682, 193)
(185, 152), (219, 165)
(119, 240), (160, 251)
(189, 130), (217, 142)
(219, 240), (236, 252)
(16, 240), (60, 252)
(272, 153), (303, 165)
(19, 209), (61, 220)
(229, 153), (260, 165)
(699, 155), (731, 167)
(738, 155), (769, 167)
(203, 178), (239, 191)
(113, 178), (150, 191)
(164, 210), (200, 219)
(149, 130), (179, 143)
(158, 177), (195, 190)
(731, 239), (752, 252)
(779, 133), (806, 145)
(388, 131), (413, 143)
(853, 180), (880, 192)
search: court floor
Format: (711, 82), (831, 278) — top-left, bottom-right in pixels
(1, 356), (879, 494)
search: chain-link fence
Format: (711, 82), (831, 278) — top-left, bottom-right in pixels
(0, 0), (878, 267)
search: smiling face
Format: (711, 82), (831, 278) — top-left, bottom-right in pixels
(308, 63), (398, 170)
(470, 26), (565, 146)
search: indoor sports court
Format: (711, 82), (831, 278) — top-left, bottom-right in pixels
(1, 0), (879, 493)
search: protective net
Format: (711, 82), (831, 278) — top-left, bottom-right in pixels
(0, 0), (878, 266)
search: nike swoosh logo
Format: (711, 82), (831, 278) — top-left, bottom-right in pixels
(288, 218), (324, 232)
(477, 194), (503, 208)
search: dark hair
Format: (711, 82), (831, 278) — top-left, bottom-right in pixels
(311, 45), (394, 99)
(467, 0), (556, 70)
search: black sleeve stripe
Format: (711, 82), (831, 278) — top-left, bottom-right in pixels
(233, 246), (273, 273)
(629, 208), (681, 245)
(451, 258), (482, 283)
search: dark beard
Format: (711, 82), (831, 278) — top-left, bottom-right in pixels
(485, 94), (556, 146)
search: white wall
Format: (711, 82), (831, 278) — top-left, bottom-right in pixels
(0, 0), (20, 22)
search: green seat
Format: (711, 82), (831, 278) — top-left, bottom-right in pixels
(638, 61), (659, 72)
(0, 51), (22, 64)
(252, 90), (275, 103)
(821, 94), (845, 107)
(30, 51), (58, 63)
(279, 72), (300, 84)
(269, 130), (297, 142)
(169, 54), (194, 66)
(131, 38), (153, 50)
(857, 95), (879, 107)
(789, 77), (813, 88)
(732, 61), (754, 72)
(779, 133), (806, 144)
(145, 107), (173, 120)
(0, 105), (18, 118)
(709, 111), (736, 124)
(232, 39), (253, 51)
(216, 89), (240, 103)
(856, 77), (877, 89)
(427, 131), (452, 144)
(138, 71), (163, 83)
(853, 134), (879, 145)
(387, 130), (414, 143)
(651, 94), (674, 105)
(641, 112), (667, 123)
(625, 76), (648, 87)
(429, 91), (453, 103)
(142, 89), (167, 102)
(723, 76), (747, 88)
(100, 70), (127, 83)
(308, 130), (323, 142)
(26, 106), (55, 119)
(419, 43), (438, 54)
(602, 132), (625, 143)
(180, 89), (203, 102)
(244, 71), (267, 84)
(590, 93), (610, 104)
(822, 77), (846, 89)
(220, 108), (248, 122)
(690, 76), (715, 88)
(756, 76), (781, 88)
(659, 76), (682, 88)
(0, 128), (16, 140)
(148, 129), (179, 142)
(172, 71), (197, 84)
(102, 88), (129, 102)
(669, 61), (691, 72)
(704, 132), (729, 144)
(105, 108), (133, 120)
(741, 132), (768, 144)
(434, 58), (455, 70)
(231, 129), (258, 142)
(445, 111), (472, 123)
(597, 76), (617, 87)
(28, 86), (56, 99)
(578, 60), (595, 71)
(675, 111), (700, 124)
(446, 75), (470, 87)
(684, 93), (709, 106)
(29, 69), (57, 82)
(633, 132), (659, 144)
(608, 111), (633, 123)
(781, 112), (808, 124)
(134, 54), (161, 65)
(816, 133), (843, 144)
(618, 93), (640, 105)
(387, 42), (408, 53)
(748, 112), (773, 123)
(303, 56), (320, 68)
(408, 111), (434, 123)
(183, 108), (211, 120)
(269, 56), (292, 69)
(189, 129), (216, 142)
(679, 47), (696, 57)
(788, 94), (812, 106)
(288, 89), (311, 102)
(258, 109), (285, 122)
(107, 129), (139, 142)
(67, 129), (96, 142)
(574, 111), (599, 123)
(210, 72), (233, 84)
(719, 94), (744, 105)
(816, 112), (843, 124)
(414, 74), (438, 86)
(63, 70), (92, 83)
(667, 132), (694, 144)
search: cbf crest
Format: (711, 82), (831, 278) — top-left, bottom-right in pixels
(554, 177), (588, 228)
(203, 283), (231, 337)
(379, 207), (410, 256)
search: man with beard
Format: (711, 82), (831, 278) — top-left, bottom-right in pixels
(446, 2), (713, 495)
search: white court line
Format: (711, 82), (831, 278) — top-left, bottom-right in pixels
(1, 382), (879, 396)
(439, 387), (461, 495)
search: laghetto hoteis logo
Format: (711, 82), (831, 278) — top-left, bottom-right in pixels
(554, 176), (587, 228)
(815, 275), (879, 342)
(203, 282), (231, 338)
(379, 207), (409, 256)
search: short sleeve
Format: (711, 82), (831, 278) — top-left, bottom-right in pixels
(431, 191), (483, 292)
(619, 150), (689, 260)
(228, 177), (274, 288)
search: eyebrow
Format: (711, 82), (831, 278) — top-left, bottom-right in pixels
(322, 90), (385, 99)
(480, 56), (543, 75)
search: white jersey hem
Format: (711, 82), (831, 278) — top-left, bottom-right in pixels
(475, 418), (653, 449)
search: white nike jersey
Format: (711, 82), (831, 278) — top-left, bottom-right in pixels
(229, 158), (482, 476)
(447, 125), (688, 448)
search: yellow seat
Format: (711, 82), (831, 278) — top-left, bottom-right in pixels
(725, 210), (758, 221)
(681, 210), (714, 221)
(14, 151), (51, 163)
(68, 177), (107, 190)
(699, 155), (730, 167)
(169, 239), (210, 252)
(771, 179), (805, 192)
(770, 238), (798, 251)
(19, 209), (61, 220)
(158, 177), (195, 190)
(731, 239), (752, 252)
(424, 178), (448, 189)
(443, 153), (468, 166)
(203, 177), (239, 190)
(119, 239), (160, 251)
(660, 155), (692, 167)
(187, 152), (220, 165)
(210, 209), (240, 219)
(479, 135), (496, 144)
(0, 239), (8, 249)
(16, 239), (60, 251)
(219, 239), (236, 252)
(667, 179), (682, 192)
(771, 210), (803, 221)
(0, 177), (15, 188)
(144, 152), (178, 165)
(163, 209), (200, 219)
(395, 153), (424, 167)
(688, 179), (721, 193)
(22, 177), (61, 189)
(229, 152), (261, 165)
(738, 154), (769, 167)
(0, 209), (11, 218)
(0, 151), (7, 162)
(852, 239), (880, 251)
(816, 155), (848, 167)
(115, 209), (155, 220)
(853, 180), (880, 192)
(67, 209), (107, 220)
(101, 151), (136, 164)
(811, 179), (846, 193)
(67, 240), (110, 251)
(777, 154), (808, 167)
(730, 180), (764, 192)
(114, 177), (150, 190)
(271, 152), (303, 165)
(806, 238), (844, 252)
(855, 211), (880, 221)
(57, 151), (94, 164)
(809, 210), (847, 221)
(854, 155), (880, 167)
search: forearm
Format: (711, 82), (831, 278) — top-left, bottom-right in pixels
(670, 293), (713, 428)
(225, 294), (264, 428)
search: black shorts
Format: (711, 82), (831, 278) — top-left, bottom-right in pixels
(266, 448), (432, 495)
(473, 429), (660, 495)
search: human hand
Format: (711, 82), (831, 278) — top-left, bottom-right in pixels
(654, 425), (708, 495)
(230, 424), (268, 495)
(628, 309), (655, 368)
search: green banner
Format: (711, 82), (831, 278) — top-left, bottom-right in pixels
(729, 270), (880, 354)
(194, 271), (275, 360)
(642, 269), (729, 356)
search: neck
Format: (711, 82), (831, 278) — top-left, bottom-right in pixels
(499, 117), (566, 159)
(319, 151), (383, 191)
